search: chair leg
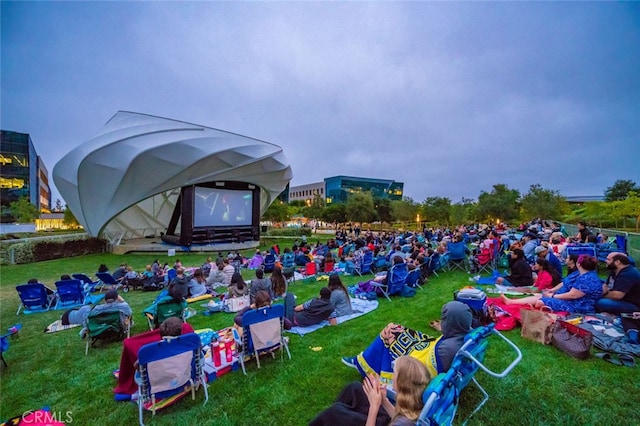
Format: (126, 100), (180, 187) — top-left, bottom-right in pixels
(1, 353), (7, 367)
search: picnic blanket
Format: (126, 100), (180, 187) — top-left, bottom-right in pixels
(579, 319), (640, 357)
(44, 320), (81, 334)
(286, 298), (379, 336)
(186, 294), (212, 304)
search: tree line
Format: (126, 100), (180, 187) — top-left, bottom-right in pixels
(263, 179), (640, 231)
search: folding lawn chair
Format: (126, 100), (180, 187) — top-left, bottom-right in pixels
(566, 244), (597, 258)
(1, 324), (21, 367)
(405, 268), (423, 289)
(446, 241), (469, 273)
(15, 283), (55, 315)
(54, 279), (86, 309)
(263, 253), (277, 273)
(136, 333), (208, 426)
(95, 272), (124, 291)
(370, 262), (408, 302)
(85, 310), (131, 355)
(72, 273), (103, 293)
(281, 252), (297, 285)
(354, 250), (374, 276)
(303, 261), (317, 279)
(416, 324), (523, 425)
(144, 296), (187, 330)
(372, 255), (390, 273)
(235, 304), (291, 375)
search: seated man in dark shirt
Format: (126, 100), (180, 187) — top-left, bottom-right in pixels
(595, 253), (640, 314)
(284, 287), (335, 327)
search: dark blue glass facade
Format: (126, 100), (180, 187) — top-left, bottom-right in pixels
(324, 175), (403, 204)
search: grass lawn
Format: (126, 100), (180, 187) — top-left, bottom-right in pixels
(1, 247), (639, 425)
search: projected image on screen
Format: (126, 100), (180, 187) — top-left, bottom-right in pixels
(194, 187), (253, 227)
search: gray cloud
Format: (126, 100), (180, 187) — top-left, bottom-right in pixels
(2, 1), (638, 205)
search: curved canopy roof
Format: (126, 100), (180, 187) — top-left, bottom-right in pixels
(53, 111), (292, 240)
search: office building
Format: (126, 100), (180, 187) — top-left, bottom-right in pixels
(1, 130), (50, 220)
(324, 175), (403, 204)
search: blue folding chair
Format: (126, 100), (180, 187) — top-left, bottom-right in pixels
(136, 333), (208, 426)
(263, 253), (277, 273)
(95, 272), (124, 291)
(15, 283), (55, 315)
(72, 273), (103, 293)
(1, 324), (22, 367)
(235, 304), (291, 374)
(370, 262), (408, 302)
(354, 250), (374, 276)
(417, 324), (522, 425)
(405, 268), (423, 289)
(446, 241), (469, 272)
(54, 279), (86, 309)
(566, 244), (597, 258)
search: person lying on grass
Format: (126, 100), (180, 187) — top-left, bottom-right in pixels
(310, 355), (429, 426)
(501, 254), (602, 314)
(341, 301), (472, 386)
(61, 289), (132, 337)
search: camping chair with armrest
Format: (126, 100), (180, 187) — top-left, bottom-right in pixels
(15, 283), (55, 315)
(370, 262), (408, 302)
(354, 250), (374, 276)
(263, 253), (277, 273)
(473, 247), (494, 276)
(416, 324), (523, 425)
(54, 279), (86, 310)
(425, 254), (442, 278)
(405, 268), (423, 289)
(282, 252), (296, 285)
(566, 245), (597, 258)
(235, 304), (291, 375)
(136, 333), (208, 426)
(445, 241), (469, 273)
(303, 261), (317, 279)
(85, 310), (131, 355)
(95, 272), (124, 291)
(144, 294), (187, 330)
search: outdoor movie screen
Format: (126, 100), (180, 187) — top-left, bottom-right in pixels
(193, 186), (253, 228)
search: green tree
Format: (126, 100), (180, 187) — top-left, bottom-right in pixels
(261, 200), (290, 222)
(321, 203), (348, 224)
(450, 197), (476, 225)
(302, 194), (325, 220)
(63, 205), (81, 228)
(345, 192), (377, 223)
(391, 197), (419, 223)
(521, 184), (568, 220)
(617, 191), (640, 231)
(476, 184), (520, 223)
(604, 179), (640, 202)
(373, 198), (393, 223)
(422, 196), (452, 225)
(9, 197), (40, 223)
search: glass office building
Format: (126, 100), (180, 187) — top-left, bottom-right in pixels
(1, 130), (49, 221)
(324, 175), (403, 204)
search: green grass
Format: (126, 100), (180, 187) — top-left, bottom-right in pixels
(1, 248), (639, 425)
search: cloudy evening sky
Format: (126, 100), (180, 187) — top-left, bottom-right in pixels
(2, 1), (639, 204)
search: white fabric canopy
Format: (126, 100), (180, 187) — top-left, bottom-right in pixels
(53, 111), (292, 241)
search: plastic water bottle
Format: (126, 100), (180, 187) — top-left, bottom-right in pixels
(225, 339), (233, 362)
(212, 342), (221, 367)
